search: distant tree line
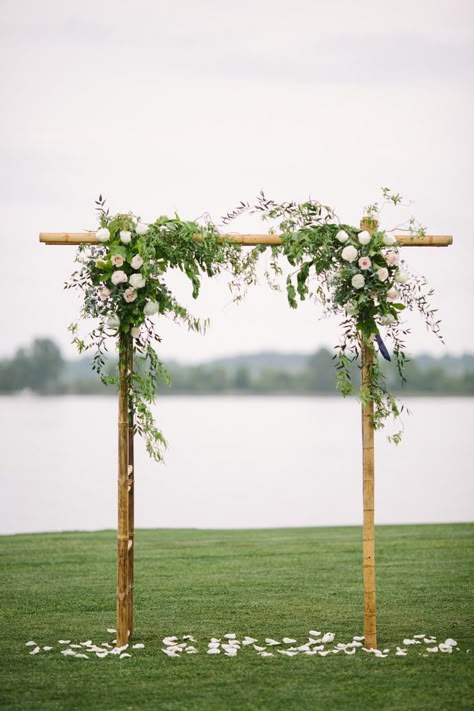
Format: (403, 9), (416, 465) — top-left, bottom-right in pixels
(1, 338), (473, 396)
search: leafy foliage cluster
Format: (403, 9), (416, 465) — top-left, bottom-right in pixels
(224, 189), (443, 442)
(67, 190), (442, 458)
(66, 198), (260, 459)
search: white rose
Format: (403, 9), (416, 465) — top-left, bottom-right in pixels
(106, 314), (120, 330)
(111, 270), (128, 285)
(120, 230), (132, 244)
(379, 313), (396, 325)
(136, 222), (148, 235)
(99, 286), (110, 300)
(345, 302), (358, 316)
(111, 254), (125, 268)
(131, 326), (140, 338)
(336, 229), (349, 243)
(358, 230), (371, 245)
(351, 274), (365, 289)
(123, 287), (137, 303)
(383, 233), (397, 246)
(96, 227), (110, 243)
(144, 300), (159, 316)
(130, 254), (144, 270)
(394, 270), (409, 284)
(129, 273), (146, 289)
(341, 245), (358, 262)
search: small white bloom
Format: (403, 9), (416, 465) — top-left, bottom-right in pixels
(351, 274), (365, 289)
(377, 268), (389, 282)
(106, 314), (120, 330)
(96, 227), (110, 243)
(394, 270), (409, 284)
(111, 270), (128, 285)
(130, 254), (144, 270)
(383, 233), (397, 246)
(111, 254), (125, 268)
(386, 287), (399, 302)
(123, 287), (137, 303)
(136, 222), (148, 235)
(131, 327), (140, 339)
(341, 245), (358, 262)
(144, 301), (159, 316)
(358, 230), (371, 245)
(129, 273), (146, 289)
(336, 229), (349, 243)
(120, 230), (132, 244)
(385, 251), (399, 266)
(345, 302), (358, 316)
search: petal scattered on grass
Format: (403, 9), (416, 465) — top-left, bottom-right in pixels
(242, 637), (257, 646)
(106, 629), (116, 634)
(58, 640), (71, 644)
(207, 648), (220, 655)
(322, 633), (335, 643)
(25, 641), (37, 647)
(309, 631), (321, 637)
(224, 633), (236, 640)
(282, 638), (296, 644)
(265, 639), (280, 646)
(132, 643), (145, 649)
(120, 653), (132, 659)
(43, 646), (53, 652)
(253, 645), (267, 652)
(30, 646), (40, 655)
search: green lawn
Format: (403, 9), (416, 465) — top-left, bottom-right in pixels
(1, 525), (472, 710)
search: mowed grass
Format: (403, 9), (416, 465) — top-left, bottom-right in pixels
(0, 524), (473, 711)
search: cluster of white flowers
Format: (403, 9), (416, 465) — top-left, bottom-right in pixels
(96, 220), (163, 331)
(336, 228), (411, 319)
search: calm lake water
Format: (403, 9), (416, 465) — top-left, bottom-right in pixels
(0, 395), (472, 534)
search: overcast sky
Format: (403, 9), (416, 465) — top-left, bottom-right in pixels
(1, 0), (473, 362)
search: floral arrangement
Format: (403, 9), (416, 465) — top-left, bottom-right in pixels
(67, 197), (260, 460)
(68, 190), (442, 460)
(224, 188), (442, 442)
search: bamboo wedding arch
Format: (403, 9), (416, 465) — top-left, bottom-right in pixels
(40, 222), (453, 650)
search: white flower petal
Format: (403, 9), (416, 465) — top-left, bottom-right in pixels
(242, 637), (257, 646)
(322, 633), (335, 643)
(30, 646), (40, 655)
(318, 650), (330, 657)
(43, 646), (53, 651)
(120, 653), (132, 659)
(132, 643), (145, 649)
(309, 631), (321, 637)
(258, 651), (274, 657)
(74, 653), (89, 659)
(58, 640), (71, 644)
(253, 645), (266, 652)
(282, 637), (297, 644)
(224, 633), (236, 639)
(427, 646), (439, 653)
(107, 628), (116, 634)
(207, 648), (220, 655)
(61, 649), (76, 656)
(344, 648), (356, 655)
(445, 638), (457, 647)
(25, 641), (37, 646)
(278, 650), (298, 656)
(265, 639), (280, 646)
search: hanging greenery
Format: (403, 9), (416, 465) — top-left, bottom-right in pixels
(66, 197), (261, 460)
(223, 188), (443, 442)
(67, 189), (442, 460)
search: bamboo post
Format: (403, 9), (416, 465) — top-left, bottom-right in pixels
(127, 346), (135, 637)
(117, 333), (130, 647)
(360, 217), (377, 649)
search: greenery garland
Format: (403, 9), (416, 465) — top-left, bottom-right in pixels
(224, 188), (443, 443)
(67, 189), (442, 460)
(66, 197), (261, 460)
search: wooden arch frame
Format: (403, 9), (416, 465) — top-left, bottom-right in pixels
(40, 223), (453, 649)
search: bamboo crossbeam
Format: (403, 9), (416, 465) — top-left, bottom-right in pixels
(39, 232), (453, 247)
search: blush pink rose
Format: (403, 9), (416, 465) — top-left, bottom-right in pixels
(377, 268), (389, 282)
(123, 287), (137, 303)
(130, 254), (144, 270)
(111, 270), (128, 285)
(99, 286), (111, 300)
(386, 287), (399, 302)
(385, 251), (399, 266)
(111, 254), (125, 268)
(358, 256), (371, 270)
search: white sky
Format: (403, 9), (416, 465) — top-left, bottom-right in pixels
(1, 0), (473, 362)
